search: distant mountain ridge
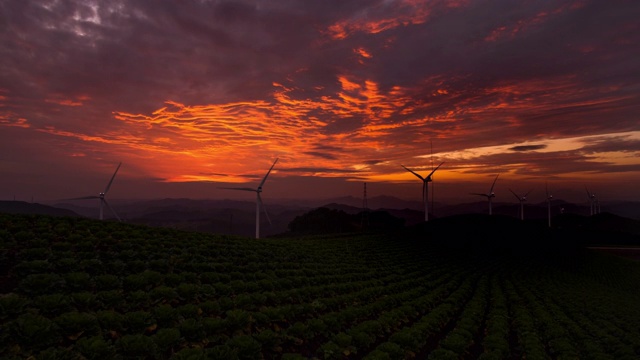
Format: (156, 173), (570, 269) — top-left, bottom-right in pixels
(6, 196), (634, 238)
(0, 201), (80, 217)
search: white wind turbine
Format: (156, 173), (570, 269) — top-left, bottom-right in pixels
(546, 183), (553, 228)
(471, 174), (499, 215)
(66, 162), (122, 221)
(509, 188), (532, 220)
(585, 186), (597, 215)
(401, 162), (444, 222)
(221, 158), (278, 239)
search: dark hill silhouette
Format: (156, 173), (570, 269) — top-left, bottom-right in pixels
(319, 202), (362, 214)
(583, 212), (640, 236)
(320, 203), (427, 226)
(404, 212), (640, 252)
(0, 201), (80, 217)
(286, 207), (404, 235)
(380, 208), (425, 226)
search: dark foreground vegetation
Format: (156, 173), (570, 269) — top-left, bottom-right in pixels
(1, 212), (640, 359)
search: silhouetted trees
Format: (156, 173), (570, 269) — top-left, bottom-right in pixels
(287, 207), (405, 235)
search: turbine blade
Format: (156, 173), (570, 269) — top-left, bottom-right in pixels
(509, 188), (519, 200)
(103, 199), (121, 222)
(104, 162), (122, 194)
(489, 174), (499, 193)
(257, 193), (271, 225)
(524, 189), (533, 197)
(400, 165), (425, 181)
(426, 162), (444, 179)
(585, 185), (594, 199)
(258, 158), (279, 188)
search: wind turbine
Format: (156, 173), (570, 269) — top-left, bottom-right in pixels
(401, 162), (444, 222)
(471, 174), (499, 215)
(221, 158), (278, 239)
(585, 186), (596, 215)
(546, 183), (553, 227)
(66, 162), (122, 221)
(509, 188), (532, 220)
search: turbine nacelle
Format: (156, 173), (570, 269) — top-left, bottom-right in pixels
(64, 162), (122, 221)
(585, 186), (598, 215)
(220, 158), (278, 239)
(471, 174), (499, 215)
(400, 161), (444, 222)
(510, 188), (532, 202)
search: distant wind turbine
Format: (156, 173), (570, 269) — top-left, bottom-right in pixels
(546, 183), (553, 228)
(221, 158), (278, 239)
(401, 162), (444, 222)
(66, 162), (122, 221)
(585, 186), (597, 215)
(509, 188), (532, 220)
(471, 174), (499, 215)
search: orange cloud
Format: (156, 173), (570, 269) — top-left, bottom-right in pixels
(29, 67), (630, 187)
(102, 76), (435, 182)
(354, 47), (372, 59)
(0, 117), (30, 128)
(324, 0), (435, 40)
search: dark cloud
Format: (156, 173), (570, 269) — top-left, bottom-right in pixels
(278, 167), (362, 174)
(303, 151), (339, 160)
(509, 145), (547, 152)
(308, 144), (349, 156)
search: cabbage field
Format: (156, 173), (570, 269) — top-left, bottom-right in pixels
(1, 212), (639, 359)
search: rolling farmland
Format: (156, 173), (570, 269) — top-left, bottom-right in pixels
(1, 213), (639, 359)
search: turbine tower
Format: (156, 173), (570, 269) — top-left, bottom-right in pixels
(221, 158), (278, 239)
(361, 182), (370, 230)
(471, 174), (499, 215)
(585, 186), (596, 215)
(546, 183), (553, 228)
(509, 188), (532, 220)
(401, 162), (444, 222)
(66, 162), (122, 221)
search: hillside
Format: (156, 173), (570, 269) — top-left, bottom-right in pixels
(0, 201), (80, 218)
(1, 212), (640, 359)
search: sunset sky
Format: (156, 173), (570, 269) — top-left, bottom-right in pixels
(1, 0), (639, 206)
